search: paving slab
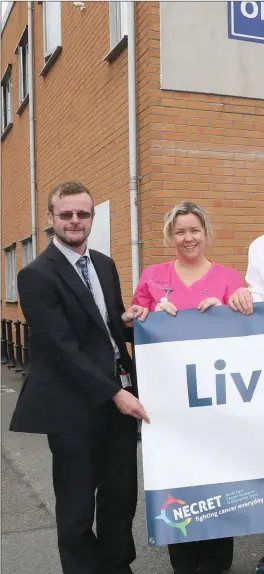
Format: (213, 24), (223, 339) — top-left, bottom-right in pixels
(2, 453), (55, 534)
(2, 528), (61, 574)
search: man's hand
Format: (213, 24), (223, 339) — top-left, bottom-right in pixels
(113, 389), (150, 423)
(154, 301), (177, 316)
(228, 287), (253, 315)
(122, 305), (149, 328)
(198, 297), (222, 313)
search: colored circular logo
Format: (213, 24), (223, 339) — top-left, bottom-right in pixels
(155, 494), (192, 536)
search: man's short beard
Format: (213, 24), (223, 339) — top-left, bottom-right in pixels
(55, 229), (89, 248)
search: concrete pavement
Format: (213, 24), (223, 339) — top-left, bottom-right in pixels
(2, 366), (263, 574)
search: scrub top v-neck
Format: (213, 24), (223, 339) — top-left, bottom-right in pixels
(132, 260), (243, 312)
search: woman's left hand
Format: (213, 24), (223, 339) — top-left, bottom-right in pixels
(197, 298), (223, 313)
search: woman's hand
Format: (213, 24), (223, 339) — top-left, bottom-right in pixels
(198, 297), (222, 312)
(122, 305), (149, 327)
(228, 287), (253, 315)
(154, 301), (177, 316)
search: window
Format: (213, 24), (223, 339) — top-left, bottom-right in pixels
(45, 226), (54, 243)
(43, 1), (62, 62)
(22, 237), (33, 267)
(1, 65), (12, 134)
(5, 246), (17, 302)
(16, 28), (29, 105)
(109, 0), (128, 50)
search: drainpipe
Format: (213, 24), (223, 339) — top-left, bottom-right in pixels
(28, 1), (37, 258)
(127, 0), (140, 291)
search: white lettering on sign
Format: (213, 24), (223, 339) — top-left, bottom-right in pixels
(241, 1), (264, 19)
(172, 496), (222, 521)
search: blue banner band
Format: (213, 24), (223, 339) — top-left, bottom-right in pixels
(146, 479), (264, 546)
(134, 303), (264, 345)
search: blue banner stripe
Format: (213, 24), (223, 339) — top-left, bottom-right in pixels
(134, 303), (264, 345)
(145, 478), (264, 546)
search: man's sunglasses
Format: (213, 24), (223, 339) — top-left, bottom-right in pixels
(53, 211), (94, 220)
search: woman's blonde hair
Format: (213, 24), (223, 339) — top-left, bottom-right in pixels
(163, 201), (213, 247)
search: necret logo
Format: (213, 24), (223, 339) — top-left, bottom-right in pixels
(155, 494), (222, 536)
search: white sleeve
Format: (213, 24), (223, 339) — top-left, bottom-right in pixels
(246, 243), (264, 303)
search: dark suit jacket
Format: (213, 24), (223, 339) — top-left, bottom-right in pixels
(10, 243), (134, 434)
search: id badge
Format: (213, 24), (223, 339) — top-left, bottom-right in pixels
(120, 372), (132, 389)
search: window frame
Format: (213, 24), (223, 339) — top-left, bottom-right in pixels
(18, 34), (29, 104)
(104, 0), (128, 62)
(43, 226), (54, 243)
(1, 64), (13, 138)
(21, 236), (33, 267)
(43, 0), (62, 63)
(15, 27), (29, 110)
(5, 244), (17, 303)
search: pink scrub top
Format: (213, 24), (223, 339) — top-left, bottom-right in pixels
(132, 260), (243, 312)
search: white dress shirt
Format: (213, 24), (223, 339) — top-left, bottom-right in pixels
(245, 235), (264, 303)
(53, 237), (120, 358)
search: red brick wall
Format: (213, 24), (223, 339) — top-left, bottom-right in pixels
(2, 1), (264, 329)
(2, 2), (30, 322)
(146, 2), (264, 274)
(2, 1), (134, 324)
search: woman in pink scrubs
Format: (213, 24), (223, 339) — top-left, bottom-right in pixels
(132, 201), (243, 574)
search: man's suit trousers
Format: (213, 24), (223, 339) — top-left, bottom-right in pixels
(48, 401), (137, 574)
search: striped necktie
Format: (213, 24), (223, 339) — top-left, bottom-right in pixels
(76, 256), (93, 294)
(77, 254), (119, 369)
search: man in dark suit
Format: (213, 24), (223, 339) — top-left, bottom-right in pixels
(10, 181), (149, 574)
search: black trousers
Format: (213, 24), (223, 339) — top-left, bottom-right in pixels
(48, 403), (137, 574)
(168, 537), (234, 571)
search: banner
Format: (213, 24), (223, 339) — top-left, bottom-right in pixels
(134, 304), (264, 546)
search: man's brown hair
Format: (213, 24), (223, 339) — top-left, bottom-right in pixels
(48, 181), (94, 213)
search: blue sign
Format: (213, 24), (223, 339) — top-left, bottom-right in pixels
(146, 479), (264, 545)
(228, 1), (264, 43)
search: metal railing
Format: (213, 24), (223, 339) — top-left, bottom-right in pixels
(1, 319), (29, 375)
